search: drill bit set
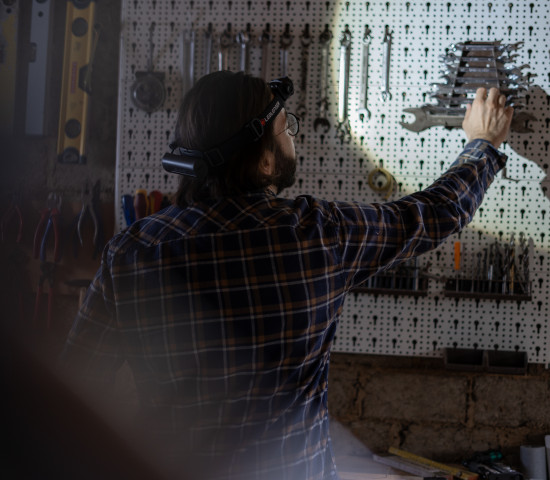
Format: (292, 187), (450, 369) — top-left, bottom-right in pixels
(401, 40), (536, 133)
(445, 233), (533, 299)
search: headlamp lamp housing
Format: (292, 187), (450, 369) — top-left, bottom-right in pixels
(162, 76), (294, 178)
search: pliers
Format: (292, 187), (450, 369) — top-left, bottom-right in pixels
(77, 181), (99, 247)
(32, 193), (62, 329)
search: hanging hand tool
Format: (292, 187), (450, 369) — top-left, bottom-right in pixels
(336, 25), (352, 143)
(203, 23), (213, 76)
(131, 22), (166, 114)
(296, 24), (311, 119)
(0, 0), (19, 135)
(313, 25), (332, 133)
(134, 189), (148, 220)
(218, 23), (233, 71)
(147, 190), (163, 215)
(121, 194), (136, 226)
(57, 0), (97, 163)
(25, 0), (54, 135)
(279, 24), (292, 77)
(77, 182), (99, 247)
(259, 23), (272, 80)
(181, 25), (195, 95)
(33, 193), (62, 329)
(236, 24), (251, 74)
(357, 25), (372, 122)
(454, 240), (461, 291)
(381, 25), (392, 101)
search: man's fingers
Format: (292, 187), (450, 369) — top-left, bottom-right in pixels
(487, 87), (500, 105)
(474, 87), (487, 103)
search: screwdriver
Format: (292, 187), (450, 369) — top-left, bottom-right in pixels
(454, 241), (461, 291)
(134, 189), (148, 220)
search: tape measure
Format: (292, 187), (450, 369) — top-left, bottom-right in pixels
(57, 0), (97, 164)
(0, 0), (19, 135)
(367, 166), (395, 200)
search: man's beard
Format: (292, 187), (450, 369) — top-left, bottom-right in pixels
(272, 143), (297, 194)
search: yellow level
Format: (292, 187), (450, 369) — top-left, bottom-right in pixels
(0, 1), (19, 135)
(57, 0), (96, 164)
(389, 447), (479, 480)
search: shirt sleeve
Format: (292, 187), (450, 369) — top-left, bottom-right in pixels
(330, 139), (507, 290)
(58, 244), (124, 389)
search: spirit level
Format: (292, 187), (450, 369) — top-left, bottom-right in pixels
(57, 0), (97, 164)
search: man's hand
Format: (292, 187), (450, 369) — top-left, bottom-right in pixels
(462, 87), (514, 149)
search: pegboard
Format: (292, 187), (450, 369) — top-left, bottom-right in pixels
(115, 0), (550, 364)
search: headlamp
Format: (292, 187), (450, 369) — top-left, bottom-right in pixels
(161, 76), (294, 178)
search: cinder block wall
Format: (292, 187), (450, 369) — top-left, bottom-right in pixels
(328, 353), (550, 464)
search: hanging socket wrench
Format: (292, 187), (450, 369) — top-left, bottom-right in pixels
(181, 26), (195, 95)
(218, 23), (233, 71)
(296, 24), (311, 119)
(279, 24), (292, 77)
(236, 24), (252, 74)
(336, 25), (352, 143)
(357, 25), (372, 122)
(313, 25), (332, 133)
(259, 23), (272, 80)
(381, 25), (392, 101)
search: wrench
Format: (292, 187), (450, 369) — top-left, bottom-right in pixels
(381, 25), (392, 101)
(451, 41), (524, 53)
(313, 25), (332, 133)
(336, 25), (352, 143)
(400, 105), (536, 133)
(296, 24), (312, 119)
(357, 25), (372, 122)
(218, 23), (233, 71)
(279, 24), (293, 77)
(440, 53), (519, 65)
(259, 24), (272, 80)
(182, 26), (195, 95)
(204, 23), (213, 75)
(236, 24), (251, 73)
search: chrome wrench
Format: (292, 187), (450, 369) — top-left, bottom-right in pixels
(259, 24), (272, 80)
(218, 24), (233, 71)
(296, 24), (311, 119)
(204, 23), (213, 75)
(381, 25), (392, 101)
(336, 25), (352, 143)
(357, 25), (372, 122)
(313, 25), (332, 133)
(279, 24), (292, 76)
(236, 24), (251, 73)
(181, 26), (195, 95)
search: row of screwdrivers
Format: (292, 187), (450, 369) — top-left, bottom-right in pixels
(121, 189), (171, 226)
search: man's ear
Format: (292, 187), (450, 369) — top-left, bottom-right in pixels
(259, 150), (275, 176)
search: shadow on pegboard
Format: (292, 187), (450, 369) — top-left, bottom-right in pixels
(507, 85), (550, 202)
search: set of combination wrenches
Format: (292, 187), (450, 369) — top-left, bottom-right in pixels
(180, 23), (394, 143)
(400, 40), (536, 133)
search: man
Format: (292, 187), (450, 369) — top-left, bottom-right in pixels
(60, 71), (513, 479)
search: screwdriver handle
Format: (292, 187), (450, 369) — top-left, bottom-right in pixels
(454, 241), (461, 271)
(134, 189), (148, 220)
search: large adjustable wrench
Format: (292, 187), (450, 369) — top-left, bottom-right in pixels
(336, 25), (352, 143)
(204, 23), (213, 75)
(279, 24), (293, 76)
(259, 24), (272, 80)
(218, 24), (233, 71)
(182, 26), (195, 95)
(296, 24), (311, 119)
(313, 25), (332, 133)
(400, 105), (536, 133)
(381, 25), (392, 101)
(357, 25), (372, 121)
(236, 24), (251, 73)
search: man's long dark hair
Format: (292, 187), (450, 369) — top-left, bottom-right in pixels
(173, 71), (277, 208)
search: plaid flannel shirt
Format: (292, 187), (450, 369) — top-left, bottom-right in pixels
(61, 140), (505, 479)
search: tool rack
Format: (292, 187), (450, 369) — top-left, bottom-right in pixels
(115, 0), (550, 365)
